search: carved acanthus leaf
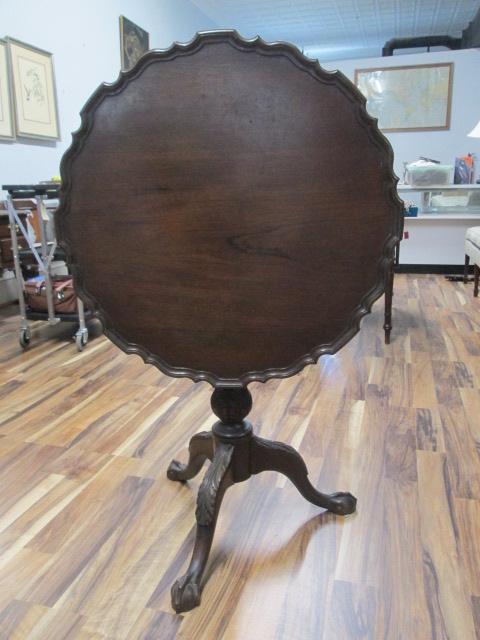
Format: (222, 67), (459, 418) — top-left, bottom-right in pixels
(196, 443), (233, 526)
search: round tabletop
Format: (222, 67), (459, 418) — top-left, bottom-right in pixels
(56, 31), (403, 387)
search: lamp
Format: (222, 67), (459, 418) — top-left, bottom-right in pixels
(468, 120), (480, 137)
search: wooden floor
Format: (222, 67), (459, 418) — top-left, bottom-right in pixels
(0, 274), (479, 639)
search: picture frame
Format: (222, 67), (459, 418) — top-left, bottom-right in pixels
(119, 15), (150, 71)
(0, 39), (15, 140)
(6, 37), (60, 140)
(354, 63), (453, 132)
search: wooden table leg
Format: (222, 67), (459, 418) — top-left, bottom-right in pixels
(384, 258), (394, 345)
(167, 387), (356, 613)
(167, 431), (214, 482)
(250, 435), (356, 515)
(170, 442), (234, 613)
(464, 254), (470, 284)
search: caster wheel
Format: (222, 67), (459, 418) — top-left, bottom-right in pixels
(75, 333), (84, 352)
(75, 328), (88, 352)
(19, 328), (31, 349)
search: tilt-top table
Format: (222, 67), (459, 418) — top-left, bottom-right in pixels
(56, 30), (403, 613)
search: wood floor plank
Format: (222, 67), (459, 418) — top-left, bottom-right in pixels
(334, 383), (389, 587)
(0, 600), (47, 640)
(0, 548), (52, 613)
(440, 404), (480, 499)
(0, 274), (478, 638)
(379, 479), (433, 638)
(460, 387), (480, 445)
(54, 480), (194, 639)
(323, 581), (378, 640)
(410, 352), (437, 409)
(25, 457), (145, 555)
(128, 608), (181, 640)
(24, 475), (154, 608)
(417, 450), (476, 639)
(454, 498), (480, 597)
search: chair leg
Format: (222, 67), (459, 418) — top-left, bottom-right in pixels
(383, 260), (394, 345)
(464, 254), (470, 284)
(474, 264), (479, 298)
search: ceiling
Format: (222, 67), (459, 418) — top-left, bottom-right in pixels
(190, 0), (480, 61)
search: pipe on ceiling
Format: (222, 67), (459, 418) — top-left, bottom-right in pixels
(382, 35), (462, 56)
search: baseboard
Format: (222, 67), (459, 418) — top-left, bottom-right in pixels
(396, 264), (472, 275)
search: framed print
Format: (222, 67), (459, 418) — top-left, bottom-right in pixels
(354, 63), (453, 132)
(119, 15), (149, 71)
(7, 38), (60, 140)
(0, 39), (15, 140)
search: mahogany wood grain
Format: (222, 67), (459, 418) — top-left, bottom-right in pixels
(56, 31), (403, 386)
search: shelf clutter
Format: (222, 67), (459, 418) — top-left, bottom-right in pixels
(398, 183), (480, 218)
(2, 183), (91, 351)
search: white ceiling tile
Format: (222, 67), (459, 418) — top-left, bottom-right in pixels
(190, 0), (479, 59)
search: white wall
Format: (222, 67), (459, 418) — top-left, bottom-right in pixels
(322, 48), (480, 180)
(0, 0), (218, 193)
(0, 0), (217, 303)
(323, 48), (480, 265)
(2, 11), (478, 199)
(1, 9), (479, 273)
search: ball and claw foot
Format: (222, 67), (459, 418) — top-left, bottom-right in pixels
(171, 575), (201, 614)
(167, 431), (214, 483)
(167, 459), (188, 482)
(327, 491), (357, 516)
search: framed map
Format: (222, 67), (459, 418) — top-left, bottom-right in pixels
(355, 63), (453, 132)
(6, 38), (60, 140)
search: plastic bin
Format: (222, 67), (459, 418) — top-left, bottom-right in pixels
(406, 164), (453, 186)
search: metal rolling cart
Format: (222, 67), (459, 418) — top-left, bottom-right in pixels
(3, 183), (90, 351)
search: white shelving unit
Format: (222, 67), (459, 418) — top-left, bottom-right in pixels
(397, 184), (480, 266)
(398, 184), (480, 190)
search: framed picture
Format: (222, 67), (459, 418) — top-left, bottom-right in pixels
(354, 63), (453, 132)
(6, 38), (60, 140)
(0, 39), (15, 140)
(119, 15), (149, 71)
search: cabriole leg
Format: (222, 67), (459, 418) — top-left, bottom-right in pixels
(251, 435), (356, 516)
(171, 442), (234, 613)
(167, 431), (214, 482)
